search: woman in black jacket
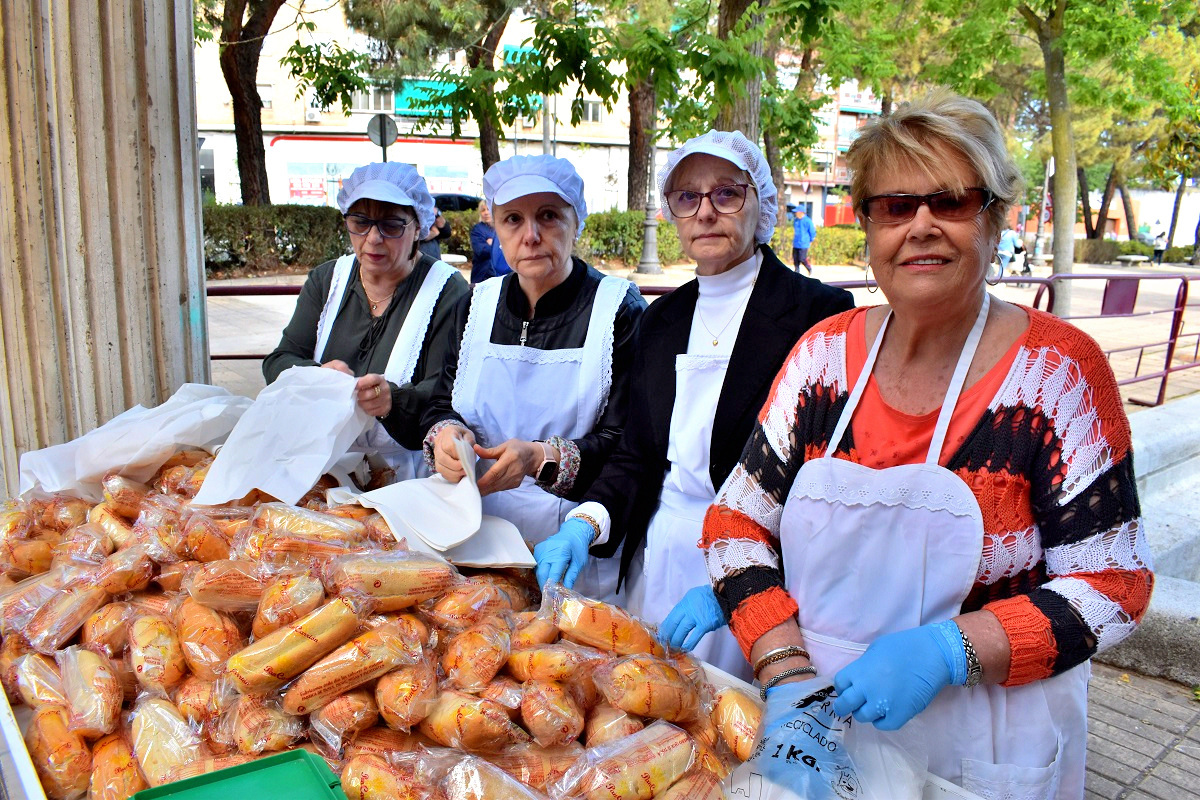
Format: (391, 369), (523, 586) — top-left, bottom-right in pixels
(534, 131), (853, 678)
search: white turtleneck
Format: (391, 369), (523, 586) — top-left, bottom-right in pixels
(687, 250), (761, 355)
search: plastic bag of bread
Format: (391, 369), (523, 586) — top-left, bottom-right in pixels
(89, 732), (150, 800)
(257, 530), (363, 565)
(513, 611), (559, 648)
(375, 659), (438, 730)
(52, 522), (114, 568)
(132, 494), (188, 564)
(474, 571), (537, 613)
(584, 703), (644, 748)
(0, 567), (69, 634)
(252, 570), (325, 638)
(129, 696), (204, 786)
(25, 704), (92, 800)
(327, 551), (456, 612)
(102, 474), (150, 520)
(711, 687), (761, 763)
(174, 675), (238, 731)
(89, 502), (135, 549)
(155, 560), (200, 593)
(439, 753), (549, 800)
(592, 654), (700, 723)
(550, 721), (696, 800)
(128, 591), (174, 619)
(253, 502), (367, 543)
(97, 544), (155, 594)
(0, 500), (31, 541)
(421, 576), (517, 630)
(174, 597), (244, 681)
(486, 742), (583, 791)
(441, 616), (512, 691)
(507, 642), (608, 684)
(310, 689), (380, 753)
(225, 597), (360, 695)
(38, 495), (92, 533)
(344, 726), (429, 760)
(340, 753), (427, 800)
(418, 689), (532, 752)
(1, 536), (54, 577)
(15, 652), (67, 707)
(655, 767), (724, 800)
(162, 754), (254, 784)
(25, 582), (108, 653)
(185, 559), (266, 612)
(520, 680), (585, 748)
(57, 646), (122, 738)
(281, 619), (420, 715)
(181, 510), (234, 563)
(540, 585), (664, 657)
(0, 632), (32, 701)
(129, 615), (189, 693)
(226, 693), (304, 754)
(480, 676), (525, 720)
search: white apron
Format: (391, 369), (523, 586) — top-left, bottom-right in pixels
(634, 353), (753, 681)
(314, 254), (458, 482)
(452, 274), (631, 604)
(779, 294), (1088, 800)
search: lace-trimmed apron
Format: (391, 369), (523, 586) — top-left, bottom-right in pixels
(314, 254), (459, 482)
(452, 274), (631, 604)
(779, 293), (1088, 800)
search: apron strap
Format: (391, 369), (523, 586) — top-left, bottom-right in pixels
(825, 307), (892, 457)
(926, 292), (990, 465)
(313, 254), (357, 364)
(577, 275), (634, 429)
(381, 260), (458, 385)
(450, 276), (505, 421)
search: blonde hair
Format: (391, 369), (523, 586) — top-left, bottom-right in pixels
(846, 90), (1023, 235)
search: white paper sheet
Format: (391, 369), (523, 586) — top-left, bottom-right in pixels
(191, 367), (372, 506)
(18, 383), (251, 502)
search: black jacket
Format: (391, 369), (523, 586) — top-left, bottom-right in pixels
(585, 245), (855, 586)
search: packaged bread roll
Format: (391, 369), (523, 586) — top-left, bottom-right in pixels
(519, 680), (584, 748)
(57, 646), (122, 739)
(512, 612), (559, 648)
(440, 754), (546, 800)
(89, 732), (150, 800)
(327, 551), (455, 612)
(542, 585), (664, 657)
(225, 597), (359, 695)
(344, 726), (428, 760)
(97, 545), (155, 594)
(281, 621), (420, 714)
(441, 617), (511, 691)
(506, 642), (607, 683)
(229, 694), (304, 754)
(656, 767), (724, 800)
(554, 721), (695, 800)
(155, 560), (199, 593)
(421, 578), (513, 630)
(310, 689), (379, 752)
(101, 475), (150, 520)
(0, 632), (32, 702)
(186, 559), (266, 612)
(712, 686), (762, 762)
(88, 503), (135, 549)
(130, 696), (203, 786)
(585, 703), (644, 748)
(2, 537), (54, 577)
(592, 655), (700, 723)
(479, 676), (524, 720)
(53, 522), (113, 567)
(25, 583), (108, 653)
(252, 571), (325, 638)
(174, 675), (237, 730)
(162, 754), (254, 784)
(339, 753), (424, 800)
(0, 568), (67, 635)
(174, 597), (244, 681)
(15, 652), (67, 707)
(375, 660), (438, 730)
(38, 495), (92, 533)
(253, 502), (366, 542)
(486, 742), (583, 790)
(418, 689), (532, 753)
(129, 615), (188, 693)
(25, 704), (92, 800)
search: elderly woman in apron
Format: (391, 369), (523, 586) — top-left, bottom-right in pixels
(532, 131), (852, 680)
(264, 163), (469, 482)
(421, 154), (646, 604)
(690, 93), (1154, 799)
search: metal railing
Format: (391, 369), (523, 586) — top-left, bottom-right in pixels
(206, 272), (1199, 406)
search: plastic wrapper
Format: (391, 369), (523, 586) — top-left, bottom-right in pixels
(440, 753), (548, 800)
(656, 767), (723, 800)
(584, 703), (644, 748)
(0, 568), (69, 634)
(376, 659), (438, 730)
(479, 676), (525, 720)
(155, 560), (199, 593)
(25, 704), (92, 800)
(27, 583), (110, 653)
(0, 632), (32, 701)
(340, 753), (427, 800)
(52, 522), (114, 567)
(667, 652), (706, 687)
(520, 680), (585, 748)
(475, 572), (537, 613)
(101, 475), (150, 520)
(227, 693), (304, 754)
(507, 642), (608, 684)
(257, 530), (363, 566)
(441, 617), (511, 691)
(592, 655), (700, 723)
(541, 585), (664, 658)
(550, 721), (696, 800)
(712, 687), (760, 762)
(512, 612), (559, 648)
(58, 646), (122, 739)
(89, 732), (150, 800)
(174, 675), (238, 731)
(327, 552), (455, 612)
(253, 502), (367, 542)
(2, 536), (54, 577)
(252, 571), (325, 638)
(128, 615), (189, 693)
(185, 559), (266, 612)
(130, 696), (204, 786)
(282, 620), (421, 715)
(162, 754), (254, 784)
(88, 503), (135, 550)
(421, 577), (517, 630)
(310, 689), (379, 753)
(361, 512), (398, 547)
(38, 495), (93, 532)
(345, 726), (429, 760)
(225, 597), (360, 695)
(15, 652), (67, 707)
(127, 591), (174, 619)
(174, 597), (244, 681)
(418, 689), (532, 753)
(181, 511), (234, 563)
(0, 501), (32, 541)
(97, 545), (155, 594)
(391, 612), (433, 648)
(486, 742), (584, 791)
(131, 494), (188, 564)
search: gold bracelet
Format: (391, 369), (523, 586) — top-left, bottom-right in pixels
(753, 645), (811, 676)
(571, 513), (602, 545)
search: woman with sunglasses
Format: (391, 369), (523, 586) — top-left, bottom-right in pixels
(264, 162), (469, 481)
(690, 92), (1152, 798)
(532, 130), (852, 673)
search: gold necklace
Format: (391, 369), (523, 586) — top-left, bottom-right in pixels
(362, 283), (393, 314)
(697, 279), (755, 346)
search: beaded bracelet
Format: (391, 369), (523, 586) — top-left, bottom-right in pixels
(759, 665), (817, 702)
(753, 645), (811, 677)
(957, 625), (983, 688)
(571, 513), (603, 545)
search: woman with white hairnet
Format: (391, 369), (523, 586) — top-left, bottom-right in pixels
(421, 154), (646, 603)
(533, 130), (853, 677)
(264, 162), (469, 481)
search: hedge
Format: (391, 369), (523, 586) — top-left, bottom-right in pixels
(574, 210), (683, 267)
(1117, 240), (1153, 257)
(204, 204), (349, 275)
(1074, 239), (1119, 264)
(1165, 244), (1198, 263)
(809, 226), (866, 266)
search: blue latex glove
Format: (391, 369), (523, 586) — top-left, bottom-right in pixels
(832, 619), (967, 731)
(533, 518), (593, 589)
(657, 585), (726, 651)
(743, 678), (862, 799)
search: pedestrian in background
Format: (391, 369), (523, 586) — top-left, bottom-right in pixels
(1153, 231), (1167, 265)
(470, 200), (510, 283)
(792, 206), (816, 274)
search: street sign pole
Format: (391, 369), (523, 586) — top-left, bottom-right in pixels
(367, 113), (398, 163)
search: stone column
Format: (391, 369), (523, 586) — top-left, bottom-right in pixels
(0, 0), (208, 497)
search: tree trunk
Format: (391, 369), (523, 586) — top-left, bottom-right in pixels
(1193, 203), (1200, 265)
(714, 0), (762, 140)
(763, 127), (786, 244)
(1079, 167), (1094, 238)
(468, 9), (510, 173)
(1168, 171), (1186, 247)
(219, 0), (287, 206)
(627, 77), (655, 212)
(1094, 164), (1117, 239)
(1118, 181), (1136, 242)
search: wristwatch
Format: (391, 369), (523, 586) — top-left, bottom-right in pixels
(534, 441), (559, 484)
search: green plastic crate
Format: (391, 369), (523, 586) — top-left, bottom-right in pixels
(130, 751), (346, 800)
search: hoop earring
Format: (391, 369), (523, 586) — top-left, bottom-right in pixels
(985, 257), (1004, 287)
(865, 263), (878, 294)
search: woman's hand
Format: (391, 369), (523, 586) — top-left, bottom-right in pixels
(432, 425), (475, 482)
(321, 359), (354, 376)
(474, 439), (541, 496)
(354, 374), (392, 418)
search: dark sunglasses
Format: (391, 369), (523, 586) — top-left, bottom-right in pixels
(344, 214), (414, 238)
(859, 188), (994, 225)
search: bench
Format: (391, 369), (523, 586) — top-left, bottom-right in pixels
(1116, 255), (1150, 264)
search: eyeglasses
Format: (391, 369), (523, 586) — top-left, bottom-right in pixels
(664, 184), (755, 218)
(344, 214), (414, 238)
(859, 188), (995, 225)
